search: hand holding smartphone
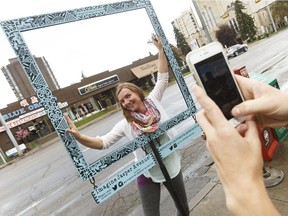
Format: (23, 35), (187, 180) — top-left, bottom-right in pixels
(186, 42), (246, 127)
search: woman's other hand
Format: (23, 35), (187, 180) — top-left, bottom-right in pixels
(64, 113), (80, 139)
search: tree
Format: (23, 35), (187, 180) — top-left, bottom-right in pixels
(215, 24), (237, 47)
(169, 43), (183, 66)
(234, 0), (257, 41)
(173, 26), (191, 56)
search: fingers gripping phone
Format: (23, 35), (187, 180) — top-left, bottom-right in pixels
(186, 42), (245, 127)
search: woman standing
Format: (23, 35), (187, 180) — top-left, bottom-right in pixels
(65, 35), (189, 216)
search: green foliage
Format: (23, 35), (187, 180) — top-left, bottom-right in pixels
(170, 44), (183, 66)
(2, 153), (11, 162)
(30, 141), (39, 148)
(234, 0), (257, 41)
(74, 110), (109, 127)
(173, 26), (191, 56)
(215, 24), (237, 47)
(167, 71), (191, 84)
(26, 141), (39, 151)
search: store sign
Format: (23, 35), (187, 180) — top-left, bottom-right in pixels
(0, 110), (46, 132)
(131, 59), (158, 78)
(3, 96), (43, 121)
(0, 101), (68, 132)
(78, 75), (119, 95)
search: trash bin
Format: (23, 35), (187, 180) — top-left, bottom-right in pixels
(233, 65), (249, 78)
(258, 127), (279, 161)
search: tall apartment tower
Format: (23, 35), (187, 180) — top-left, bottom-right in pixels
(172, 9), (204, 48)
(1, 56), (60, 100)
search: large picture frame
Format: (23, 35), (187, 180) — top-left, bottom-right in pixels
(0, 0), (200, 203)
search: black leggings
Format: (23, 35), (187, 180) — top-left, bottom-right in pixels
(137, 171), (189, 216)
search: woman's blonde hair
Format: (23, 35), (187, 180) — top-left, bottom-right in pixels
(115, 82), (145, 123)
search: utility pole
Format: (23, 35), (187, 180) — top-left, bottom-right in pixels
(191, 0), (212, 44)
(266, 0), (277, 33)
(0, 113), (23, 156)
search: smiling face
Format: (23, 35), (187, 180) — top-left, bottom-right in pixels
(115, 83), (146, 121)
(117, 88), (145, 113)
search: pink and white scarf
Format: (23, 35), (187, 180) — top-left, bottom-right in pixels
(130, 98), (161, 135)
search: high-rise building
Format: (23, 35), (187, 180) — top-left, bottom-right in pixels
(1, 56), (60, 100)
(172, 9), (202, 48)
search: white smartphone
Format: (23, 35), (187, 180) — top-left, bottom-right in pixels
(186, 42), (245, 127)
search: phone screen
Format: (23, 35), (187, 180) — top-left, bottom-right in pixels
(194, 52), (243, 120)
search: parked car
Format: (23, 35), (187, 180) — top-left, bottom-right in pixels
(226, 44), (248, 59)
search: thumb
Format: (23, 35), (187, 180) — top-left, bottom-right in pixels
(231, 98), (267, 118)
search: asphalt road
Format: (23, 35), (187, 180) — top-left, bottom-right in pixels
(0, 74), (199, 216)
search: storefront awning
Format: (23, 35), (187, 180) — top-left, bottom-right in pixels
(131, 59), (158, 78)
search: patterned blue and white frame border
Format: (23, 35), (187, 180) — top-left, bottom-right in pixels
(0, 0), (199, 183)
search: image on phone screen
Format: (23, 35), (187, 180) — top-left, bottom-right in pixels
(194, 52), (243, 120)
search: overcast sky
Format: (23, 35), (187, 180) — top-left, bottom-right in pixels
(0, 0), (195, 109)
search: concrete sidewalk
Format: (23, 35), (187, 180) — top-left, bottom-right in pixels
(129, 136), (288, 216)
(189, 136), (288, 216)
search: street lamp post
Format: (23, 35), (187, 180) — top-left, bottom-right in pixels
(191, 0), (212, 44)
(266, 0), (277, 33)
(0, 113), (23, 156)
